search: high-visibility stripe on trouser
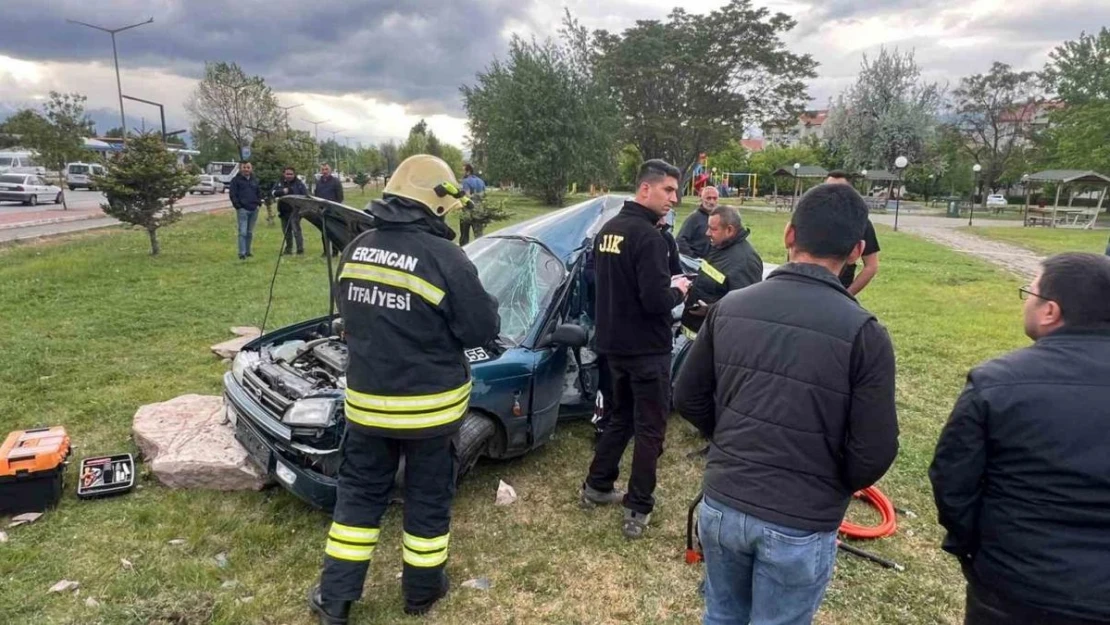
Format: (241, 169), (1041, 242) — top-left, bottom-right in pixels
(403, 532), (449, 568)
(324, 522), (380, 562)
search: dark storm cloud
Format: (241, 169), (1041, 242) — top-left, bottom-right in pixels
(0, 0), (527, 114)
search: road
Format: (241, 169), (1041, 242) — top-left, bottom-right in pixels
(0, 189), (231, 244)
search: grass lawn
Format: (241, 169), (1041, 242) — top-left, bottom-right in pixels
(0, 192), (1031, 624)
(967, 226), (1109, 256)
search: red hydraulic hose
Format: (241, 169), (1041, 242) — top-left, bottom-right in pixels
(839, 485), (897, 539)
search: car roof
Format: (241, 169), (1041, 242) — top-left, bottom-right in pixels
(489, 194), (628, 265)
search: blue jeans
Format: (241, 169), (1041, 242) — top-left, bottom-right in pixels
(236, 208), (259, 257)
(699, 496), (838, 625)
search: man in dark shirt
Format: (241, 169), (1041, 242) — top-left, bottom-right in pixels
(675, 183), (898, 624)
(313, 164), (344, 256)
(228, 161), (262, 260)
(930, 253), (1110, 625)
(272, 166), (309, 255)
(676, 186), (718, 259)
(579, 159), (691, 540)
(827, 171), (881, 295)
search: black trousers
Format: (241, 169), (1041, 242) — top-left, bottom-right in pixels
(320, 426), (458, 603)
(458, 220), (484, 246)
(592, 354), (611, 436)
(586, 353), (671, 515)
(966, 576), (1110, 625)
(279, 209), (303, 253)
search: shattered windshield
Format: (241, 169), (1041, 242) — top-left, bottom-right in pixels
(466, 237), (566, 346)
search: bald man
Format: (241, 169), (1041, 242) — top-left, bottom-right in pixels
(676, 187), (719, 260)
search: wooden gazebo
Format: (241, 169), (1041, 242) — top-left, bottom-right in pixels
(1023, 170), (1110, 228)
(770, 165), (829, 210)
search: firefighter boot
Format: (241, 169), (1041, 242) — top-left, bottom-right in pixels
(403, 572), (450, 616)
(580, 483), (625, 509)
(308, 585), (351, 625)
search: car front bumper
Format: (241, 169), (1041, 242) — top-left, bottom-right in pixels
(223, 371), (338, 511)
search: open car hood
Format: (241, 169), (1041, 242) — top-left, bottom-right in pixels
(279, 196), (376, 251)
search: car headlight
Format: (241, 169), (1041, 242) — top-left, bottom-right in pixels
(283, 398), (336, 427)
(232, 350), (260, 383)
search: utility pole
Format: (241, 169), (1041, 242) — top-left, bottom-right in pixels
(301, 118), (329, 162)
(67, 17), (154, 147)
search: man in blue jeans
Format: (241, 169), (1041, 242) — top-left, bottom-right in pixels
(675, 183), (899, 624)
(229, 161), (262, 260)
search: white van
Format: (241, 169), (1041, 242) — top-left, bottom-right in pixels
(204, 161), (239, 192)
(66, 162), (107, 191)
(0, 151), (47, 176)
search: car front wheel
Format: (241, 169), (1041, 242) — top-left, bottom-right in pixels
(54, 193), (62, 204)
(28, 195), (37, 207)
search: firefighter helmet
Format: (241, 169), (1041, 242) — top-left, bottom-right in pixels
(383, 154), (469, 217)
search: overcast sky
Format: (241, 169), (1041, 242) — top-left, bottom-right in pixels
(0, 0), (1105, 148)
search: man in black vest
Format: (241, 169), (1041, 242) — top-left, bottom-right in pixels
(930, 253), (1110, 625)
(579, 159), (691, 540)
(675, 183), (898, 624)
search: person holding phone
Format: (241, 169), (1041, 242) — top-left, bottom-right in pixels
(272, 167), (309, 255)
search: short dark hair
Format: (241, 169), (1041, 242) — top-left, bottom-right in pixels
(240, 161), (251, 166)
(283, 166), (296, 174)
(790, 183), (869, 260)
(637, 159), (681, 187)
(1038, 253), (1110, 327)
(710, 205), (743, 231)
(827, 170), (849, 180)
(464, 163), (474, 175)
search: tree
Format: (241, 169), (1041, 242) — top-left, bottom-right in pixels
(165, 134), (186, 147)
(1041, 102), (1110, 175)
(397, 119), (465, 175)
(251, 133), (315, 223)
(1042, 28), (1110, 104)
(191, 119), (240, 168)
(379, 141), (400, 175)
(0, 109), (49, 149)
(948, 62), (1041, 193)
(594, 0), (816, 190)
(185, 62), (283, 158)
(824, 47), (943, 172)
(104, 127), (128, 139)
(617, 144), (643, 189)
(96, 133), (195, 255)
(19, 92), (95, 210)
(462, 14), (620, 205)
(354, 172), (370, 191)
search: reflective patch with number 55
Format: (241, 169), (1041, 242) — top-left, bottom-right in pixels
(465, 347), (490, 363)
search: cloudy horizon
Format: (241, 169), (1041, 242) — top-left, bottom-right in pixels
(0, 0), (1105, 148)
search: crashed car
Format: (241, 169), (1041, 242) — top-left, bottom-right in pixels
(224, 194), (764, 511)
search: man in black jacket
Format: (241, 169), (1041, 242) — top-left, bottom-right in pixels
(309, 155), (500, 624)
(675, 186), (718, 259)
(679, 205), (763, 340)
(272, 167), (309, 255)
(313, 163), (345, 203)
(930, 253), (1110, 625)
(579, 159), (691, 539)
(675, 183), (898, 624)
(228, 161), (262, 260)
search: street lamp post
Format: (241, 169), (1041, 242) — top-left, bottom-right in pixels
(860, 169), (868, 196)
(893, 156), (908, 232)
(792, 162), (801, 209)
(300, 118), (330, 162)
(67, 17), (154, 146)
(969, 163), (982, 227)
(121, 94), (165, 142)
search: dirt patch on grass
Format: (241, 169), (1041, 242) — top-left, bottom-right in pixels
(900, 226), (1043, 280)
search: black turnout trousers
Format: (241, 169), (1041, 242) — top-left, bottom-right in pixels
(586, 353), (671, 515)
(320, 426), (457, 604)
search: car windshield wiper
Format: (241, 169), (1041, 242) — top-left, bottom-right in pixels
(484, 234), (560, 264)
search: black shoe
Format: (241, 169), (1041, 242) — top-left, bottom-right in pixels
(282, 249), (292, 255)
(239, 254), (246, 260)
(308, 585), (351, 625)
(403, 574), (449, 616)
(296, 250), (304, 255)
(247, 253), (253, 257)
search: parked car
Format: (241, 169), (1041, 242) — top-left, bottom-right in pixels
(0, 173), (63, 206)
(0, 151), (47, 177)
(189, 175), (223, 195)
(986, 194), (1007, 207)
(223, 194), (770, 510)
(65, 162), (106, 191)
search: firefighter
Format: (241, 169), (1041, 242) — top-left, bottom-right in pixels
(308, 154), (501, 624)
(678, 205), (764, 341)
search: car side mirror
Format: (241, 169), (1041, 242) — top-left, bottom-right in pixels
(546, 323), (588, 349)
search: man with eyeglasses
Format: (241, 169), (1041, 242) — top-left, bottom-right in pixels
(930, 252), (1110, 625)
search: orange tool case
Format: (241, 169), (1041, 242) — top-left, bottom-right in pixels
(0, 427), (71, 515)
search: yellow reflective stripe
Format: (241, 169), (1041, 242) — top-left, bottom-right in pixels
(346, 381), (472, 413)
(403, 547), (449, 568)
(326, 539), (376, 562)
(682, 325), (698, 341)
(339, 262), (445, 305)
(403, 533), (450, 551)
(328, 522), (380, 544)
(345, 400), (468, 429)
(700, 261), (726, 285)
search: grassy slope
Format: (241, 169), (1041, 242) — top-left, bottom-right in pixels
(0, 195), (1028, 624)
(967, 226), (1109, 256)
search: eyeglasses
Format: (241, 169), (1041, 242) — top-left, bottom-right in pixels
(1018, 285), (1050, 301)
